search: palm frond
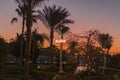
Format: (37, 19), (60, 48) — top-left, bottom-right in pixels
(16, 8), (22, 16)
(31, 0), (48, 9)
(37, 9), (50, 29)
(61, 19), (74, 24)
(32, 15), (38, 23)
(38, 5), (74, 31)
(32, 14), (38, 23)
(11, 18), (18, 24)
(96, 33), (113, 49)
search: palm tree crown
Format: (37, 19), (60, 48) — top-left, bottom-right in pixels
(96, 33), (113, 50)
(38, 5), (73, 30)
(56, 26), (70, 39)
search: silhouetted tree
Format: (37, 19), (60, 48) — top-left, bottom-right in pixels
(11, 3), (38, 65)
(14, 0), (48, 80)
(9, 33), (25, 58)
(96, 33), (113, 75)
(31, 28), (49, 62)
(38, 5), (74, 65)
(56, 26), (70, 73)
(11, 4), (27, 65)
(0, 37), (9, 69)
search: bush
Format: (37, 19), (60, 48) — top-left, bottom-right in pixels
(34, 71), (56, 80)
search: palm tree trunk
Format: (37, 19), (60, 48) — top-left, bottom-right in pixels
(50, 29), (54, 66)
(58, 33), (64, 74)
(102, 48), (105, 75)
(32, 44), (35, 62)
(23, 5), (32, 80)
(103, 53), (105, 75)
(20, 16), (25, 65)
(23, 28), (32, 80)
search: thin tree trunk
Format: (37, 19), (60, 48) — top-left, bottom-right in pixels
(23, 28), (32, 80)
(32, 44), (35, 62)
(58, 34), (64, 74)
(50, 29), (54, 66)
(102, 48), (105, 75)
(102, 53), (105, 75)
(23, 4), (32, 80)
(85, 34), (91, 71)
(20, 16), (25, 65)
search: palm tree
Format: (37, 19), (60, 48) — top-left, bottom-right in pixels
(11, 3), (38, 65)
(96, 33), (113, 75)
(14, 0), (48, 80)
(38, 5), (74, 65)
(11, 4), (27, 65)
(106, 36), (113, 54)
(56, 26), (70, 74)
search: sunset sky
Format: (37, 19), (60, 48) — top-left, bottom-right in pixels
(0, 0), (120, 54)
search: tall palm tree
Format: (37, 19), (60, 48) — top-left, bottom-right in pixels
(14, 0), (48, 80)
(56, 26), (70, 74)
(11, 4), (27, 65)
(96, 33), (113, 75)
(11, 3), (38, 65)
(38, 5), (74, 65)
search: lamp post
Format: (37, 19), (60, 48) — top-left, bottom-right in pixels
(75, 53), (78, 64)
(56, 39), (66, 74)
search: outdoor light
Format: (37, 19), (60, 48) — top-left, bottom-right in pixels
(37, 65), (40, 69)
(55, 39), (66, 43)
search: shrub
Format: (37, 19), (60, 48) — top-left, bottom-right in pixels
(34, 71), (56, 80)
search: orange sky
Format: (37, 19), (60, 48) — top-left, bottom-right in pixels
(0, 0), (120, 54)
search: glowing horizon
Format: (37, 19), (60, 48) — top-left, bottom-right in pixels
(0, 0), (120, 54)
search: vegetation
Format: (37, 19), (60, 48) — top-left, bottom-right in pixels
(0, 37), (9, 69)
(0, 0), (120, 80)
(11, 2), (27, 65)
(13, 0), (49, 80)
(31, 28), (49, 62)
(11, 2), (38, 65)
(96, 33), (113, 75)
(38, 5), (74, 65)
